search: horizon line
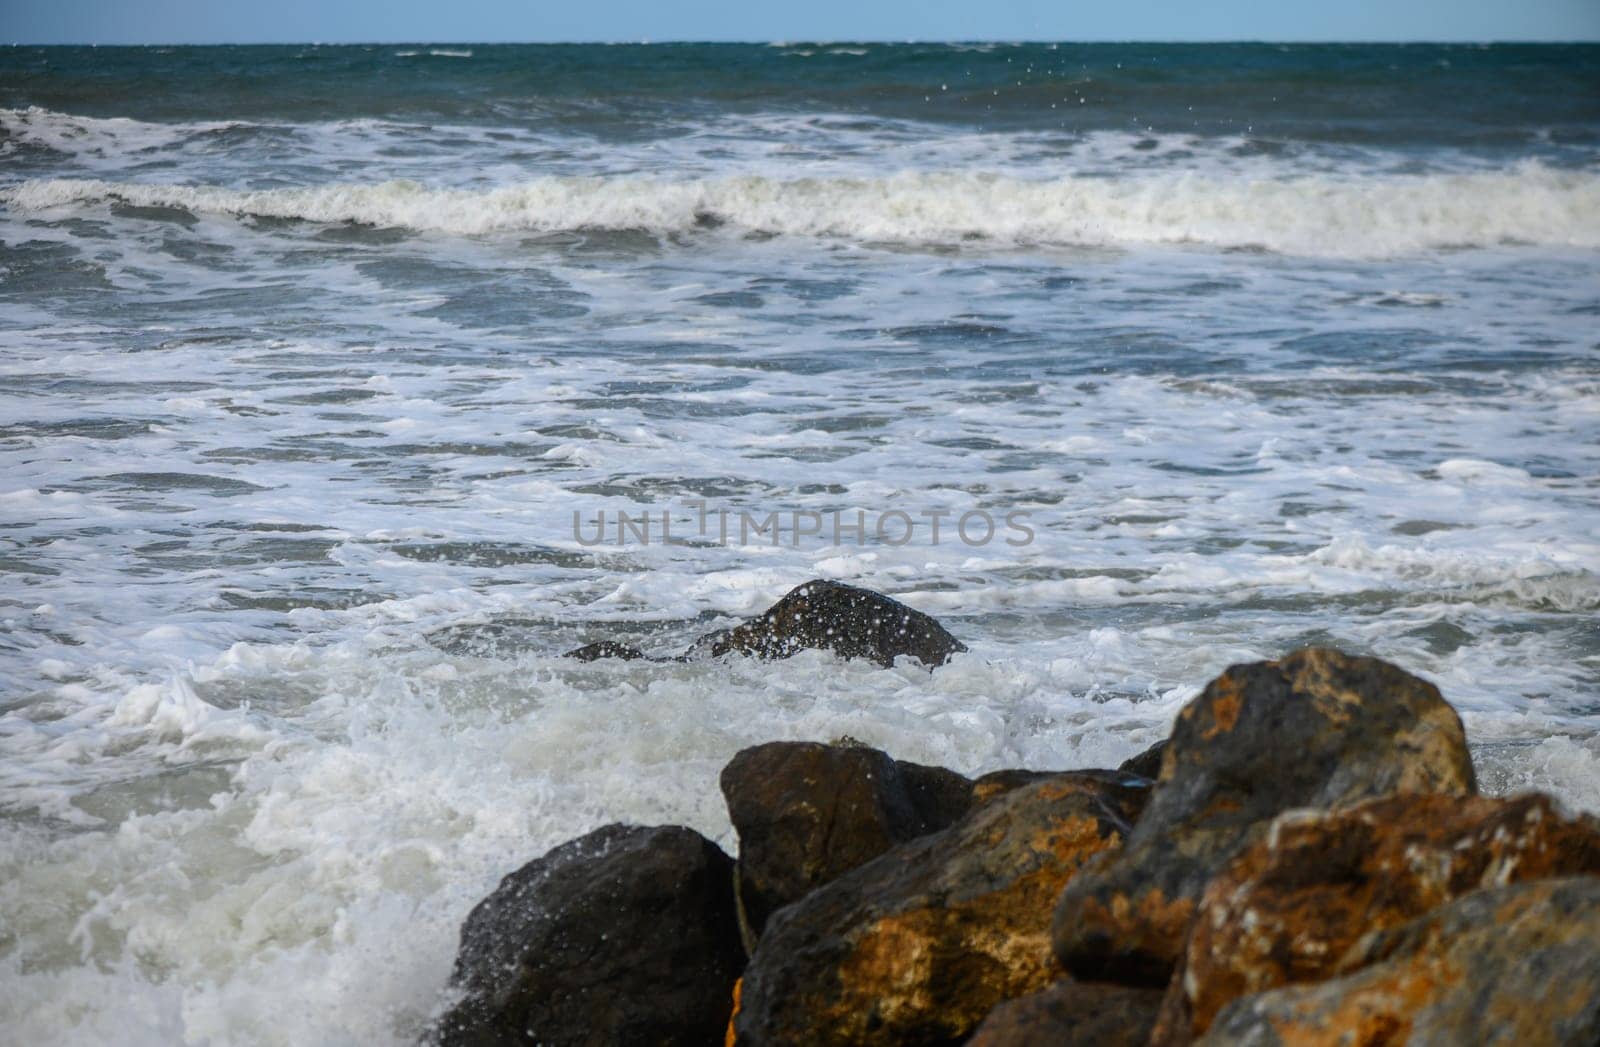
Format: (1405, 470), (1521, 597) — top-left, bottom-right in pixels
(7, 38), (1599, 47)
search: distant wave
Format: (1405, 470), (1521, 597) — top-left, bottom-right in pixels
(5, 167), (1598, 257)
(0, 106), (242, 157)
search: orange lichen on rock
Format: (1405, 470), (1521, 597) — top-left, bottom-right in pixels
(733, 772), (1148, 1045)
(1154, 792), (1600, 1043)
(1054, 648), (1476, 986)
(724, 978), (741, 1047)
(1198, 878), (1600, 1046)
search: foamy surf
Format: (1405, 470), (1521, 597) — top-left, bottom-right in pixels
(3, 40), (1598, 1047)
(6, 164), (1598, 256)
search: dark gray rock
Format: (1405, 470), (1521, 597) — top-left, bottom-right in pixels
(720, 742), (975, 943)
(435, 824), (743, 1047)
(564, 640), (648, 662)
(684, 579), (966, 668)
(1116, 738), (1167, 781)
(968, 978), (1164, 1047)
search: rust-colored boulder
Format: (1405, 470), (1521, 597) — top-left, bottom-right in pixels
(1053, 648), (1476, 986)
(685, 579), (967, 668)
(1154, 791), (1600, 1043)
(435, 824), (744, 1047)
(967, 978), (1163, 1047)
(721, 741), (975, 942)
(1198, 877), (1600, 1046)
(733, 773), (1150, 1046)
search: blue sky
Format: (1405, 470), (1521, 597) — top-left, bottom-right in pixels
(6, 0), (1599, 45)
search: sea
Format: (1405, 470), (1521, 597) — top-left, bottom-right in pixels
(1, 41), (1597, 1044)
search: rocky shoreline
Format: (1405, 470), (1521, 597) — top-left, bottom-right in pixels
(428, 582), (1600, 1046)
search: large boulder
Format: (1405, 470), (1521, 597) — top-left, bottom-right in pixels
(1052, 648), (1476, 986)
(733, 772), (1150, 1046)
(720, 742), (1101, 947)
(967, 978), (1163, 1047)
(685, 579), (966, 668)
(1198, 877), (1600, 1046)
(720, 741), (973, 943)
(434, 824), (744, 1047)
(1154, 791), (1600, 1043)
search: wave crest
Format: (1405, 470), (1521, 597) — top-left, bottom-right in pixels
(5, 166), (1598, 256)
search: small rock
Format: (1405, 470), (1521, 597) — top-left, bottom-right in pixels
(564, 640), (648, 661)
(1053, 648), (1476, 986)
(1117, 739), (1167, 781)
(435, 824), (744, 1046)
(968, 978), (1163, 1047)
(1199, 877), (1600, 1046)
(685, 579), (966, 668)
(734, 773), (1150, 1046)
(1153, 791), (1600, 1043)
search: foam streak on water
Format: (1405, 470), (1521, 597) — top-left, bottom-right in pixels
(1, 42), (1598, 1046)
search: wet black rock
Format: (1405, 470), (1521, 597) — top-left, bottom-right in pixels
(721, 741), (976, 944)
(564, 640), (648, 662)
(685, 579), (966, 668)
(435, 824), (744, 1047)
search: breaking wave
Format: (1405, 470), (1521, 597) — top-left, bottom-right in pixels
(5, 165), (1598, 256)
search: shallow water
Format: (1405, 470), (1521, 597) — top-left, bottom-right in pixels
(1, 42), (1598, 1045)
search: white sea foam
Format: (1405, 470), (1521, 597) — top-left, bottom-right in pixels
(3, 78), (1598, 1044)
(6, 165), (1598, 256)
(0, 106), (241, 158)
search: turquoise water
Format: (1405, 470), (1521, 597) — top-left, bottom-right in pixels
(1, 42), (1598, 1045)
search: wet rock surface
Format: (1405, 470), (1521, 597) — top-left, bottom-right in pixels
(684, 579), (967, 667)
(1198, 877), (1600, 1046)
(1052, 647), (1476, 985)
(435, 824), (744, 1047)
(720, 741), (975, 941)
(1154, 791), (1600, 1043)
(733, 772), (1150, 1046)
(564, 639), (648, 661)
(967, 978), (1163, 1047)
(438, 647), (1599, 1047)
(720, 741), (1103, 947)
(564, 580), (967, 668)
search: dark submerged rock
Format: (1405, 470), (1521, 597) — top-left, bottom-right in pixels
(1154, 790), (1600, 1043)
(733, 773), (1150, 1046)
(685, 579), (966, 668)
(564, 640), (648, 662)
(1052, 647), (1477, 986)
(967, 978), (1163, 1047)
(435, 824), (743, 1047)
(1199, 877), (1600, 1046)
